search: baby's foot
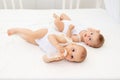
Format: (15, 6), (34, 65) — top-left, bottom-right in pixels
(53, 13), (59, 19)
(60, 13), (71, 20)
(7, 29), (16, 36)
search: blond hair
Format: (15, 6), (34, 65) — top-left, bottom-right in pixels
(76, 46), (87, 63)
(93, 34), (104, 48)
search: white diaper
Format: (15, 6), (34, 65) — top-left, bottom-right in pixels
(35, 28), (58, 55)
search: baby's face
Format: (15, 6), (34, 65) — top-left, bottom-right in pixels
(65, 44), (87, 62)
(82, 28), (100, 47)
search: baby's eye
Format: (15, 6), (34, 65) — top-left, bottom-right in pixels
(91, 32), (93, 35)
(89, 38), (91, 40)
(72, 49), (75, 52)
(71, 55), (74, 59)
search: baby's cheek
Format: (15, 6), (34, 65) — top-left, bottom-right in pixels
(84, 41), (89, 45)
(83, 38), (87, 42)
(65, 56), (69, 60)
(65, 55), (71, 60)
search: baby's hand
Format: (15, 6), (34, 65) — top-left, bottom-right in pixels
(57, 46), (65, 53)
(43, 55), (51, 63)
(43, 55), (64, 63)
(69, 24), (75, 30)
(55, 54), (64, 60)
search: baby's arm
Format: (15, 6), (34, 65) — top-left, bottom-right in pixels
(43, 34), (67, 63)
(66, 24), (75, 37)
(66, 24), (81, 42)
(71, 34), (80, 42)
(48, 34), (66, 53)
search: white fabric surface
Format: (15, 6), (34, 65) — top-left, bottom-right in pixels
(0, 9), (120, 79)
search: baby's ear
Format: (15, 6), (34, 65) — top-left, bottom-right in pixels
(96, 30), (100, 33)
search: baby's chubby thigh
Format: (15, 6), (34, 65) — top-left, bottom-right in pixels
(31, 28), (48, 45)
(33, 28), (48, 39)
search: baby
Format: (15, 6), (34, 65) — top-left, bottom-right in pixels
(53, 13), (104, 48)
(7, 28), (87, 63)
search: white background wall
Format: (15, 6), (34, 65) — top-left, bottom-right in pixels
(0, 0), (104, 9)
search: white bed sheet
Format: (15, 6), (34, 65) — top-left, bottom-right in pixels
(0, 9), (120, 79)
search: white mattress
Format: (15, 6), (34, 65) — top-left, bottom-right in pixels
(0, 9), (120, 79)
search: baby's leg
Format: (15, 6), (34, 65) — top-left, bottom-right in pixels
(48, 34), (65, 53)
(7, 28), (48, 45)
(53, 13), (71, 32)
(54, 19), (64, 32)
(48, 34), (67, 43)
(53, 13), (61, 21)
(55, 35), (67, 43)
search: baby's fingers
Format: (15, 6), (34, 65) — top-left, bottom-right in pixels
(43, 55), (51, 63)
